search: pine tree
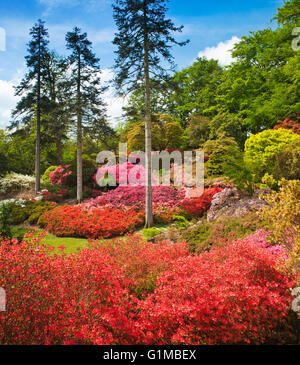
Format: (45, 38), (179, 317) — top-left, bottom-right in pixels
(113, 0), (189, 227)
(42, 51), (70, 164)
(65, 27), (107, 203)
(11, 19), (49, 194)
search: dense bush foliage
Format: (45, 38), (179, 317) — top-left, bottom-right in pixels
(0, 232), (298, 345)
(0, 173), (35, 195)
(41, 206), (143, 239)
(273, 139), (300, 180)
(92, 236), (189, 298)
(259, 180), (300, 251)
(182, 213), (266, 254)
(274, 113), (300, 135)
(84, 185), (185, 209)
(180, 186), (222, 217)
(138, 235), (297, 345)
(49, 165), (72, 186)
(204, 136), (241, 177)
(41, 166), (58, 184)
(0, 199), (57, 226)
(244, 129), (300, 181)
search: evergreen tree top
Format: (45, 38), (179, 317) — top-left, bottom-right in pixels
(66, 27), (100, 68)
(113, 0), (189, 91)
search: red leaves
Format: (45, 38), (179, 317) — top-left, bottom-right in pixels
(180, 186), (222, 217)
(41, 206), (143, 239)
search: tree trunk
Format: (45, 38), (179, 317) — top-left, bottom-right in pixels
(56, 136), (63, 165)
(77, 54), (83, 203)
(35, 29), (41, 195)
(143, 3), (153, 228)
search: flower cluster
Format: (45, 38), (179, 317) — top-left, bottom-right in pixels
(0, 231), (297, 345)
(84, 185), (185, 210)
(138, 236), (296, 345)
(95, 162), (151, 186)
(49, 165), (72, 186)
(41, 188), (68, 202)
(41, 205), (143, 239)
(180, 186), (222, 216)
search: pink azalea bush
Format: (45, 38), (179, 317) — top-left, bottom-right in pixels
(83, 185), (185, 209)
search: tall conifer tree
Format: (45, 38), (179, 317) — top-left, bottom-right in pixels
(66, 27), (107, 202)
(12, 19), (49, 193)
(113, 0), (188, 227)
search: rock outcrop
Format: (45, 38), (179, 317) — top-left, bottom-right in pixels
(207, 188), (270, 222)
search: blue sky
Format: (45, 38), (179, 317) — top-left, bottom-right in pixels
(0, 0), (284, 127)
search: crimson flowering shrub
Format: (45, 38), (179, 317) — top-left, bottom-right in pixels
(49, 165), (72, 186)
(84, 185), (185, 209)
(0, 234), (139, 345)
(180, 186), (222, 217)
(92, 235), (189, 298)
(0, 231), (298, 345)
(41, 206), (143, 239)
(137, 234), (297, 345)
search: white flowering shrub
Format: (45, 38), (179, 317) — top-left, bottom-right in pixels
(0, 173), (35, 195)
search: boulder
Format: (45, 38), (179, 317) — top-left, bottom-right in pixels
(207, 188), (269, 222)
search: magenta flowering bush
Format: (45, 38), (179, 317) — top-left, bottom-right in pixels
(83, 185), (185, 209)
(49, 165), (72, 186)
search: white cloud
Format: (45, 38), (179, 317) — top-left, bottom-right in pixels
(0, 71), (23, 129)
(0, 67), (126, 130)
(197, 36), (241, 66)
(101, 68), (127, 127)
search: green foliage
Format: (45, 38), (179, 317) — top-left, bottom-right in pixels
(0, 204), (12, 239)
(181, 213), (266, 254)
(173, 215), (190, 229)
(42, 166), (58, 183)
(142, 227), (161, 241)
(260, 173), (279, 191)
(273, 139), (300, 180)
(1, 199), (56, 226)
(186, 116), (211, 149)
(167, 57), (223, 124)
(209, 110), (247, 149)
(127, 114), (184, 151)
(223, 148), (255, 194)
(204, 136), (241, 177)
(244, 129), (300, 181)
(259, 179), (300, 249)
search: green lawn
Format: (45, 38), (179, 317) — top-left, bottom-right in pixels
(11, 226), (89, 254)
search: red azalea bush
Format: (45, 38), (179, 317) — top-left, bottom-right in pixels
(49, 165), (72, 186)
(180, 186), (222, 217)
(84, 185), (185, 209)
(92, 235), (189, 298)
(0, 235), (138, 345)
(41, 206), (143, 239)
(137, 236), (297, 345)
(0, 232), (298, 345)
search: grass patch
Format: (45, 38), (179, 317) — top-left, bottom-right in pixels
(11, 226), (89, 254)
